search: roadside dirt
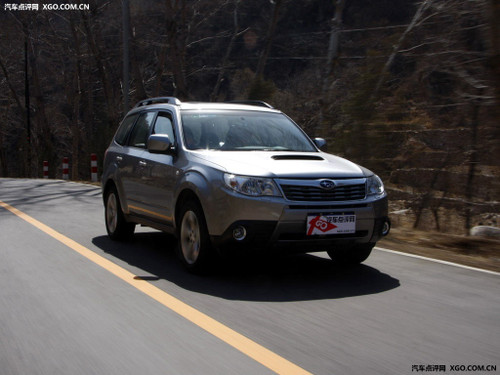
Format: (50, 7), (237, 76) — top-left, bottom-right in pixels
(378, 227), (500, 273)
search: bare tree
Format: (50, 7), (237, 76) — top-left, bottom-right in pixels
(81, 7), (120, 129)
(254, 0), (283, 79)
(210, 0), (246, 101)
(324, 0), (346, 85)
(371, 0), (433, 101)
(164, 0), (190, 99)
(318, 0), (346, 138)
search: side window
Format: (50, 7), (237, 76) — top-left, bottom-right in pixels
(128, 111), (156, 148)
(114, 113), (139, 145)
(153, 112), (175, 142)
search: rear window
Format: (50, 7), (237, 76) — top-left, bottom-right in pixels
(114, 114), (139, 145)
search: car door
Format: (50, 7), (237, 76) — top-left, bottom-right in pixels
(120, 110), (157, 212)
(138, 111), (180, 227)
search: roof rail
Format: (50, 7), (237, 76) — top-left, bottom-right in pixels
(134, 97), (181, 108)
(227, 100), (274, 109)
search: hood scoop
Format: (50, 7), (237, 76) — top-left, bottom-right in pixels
(271, 155), (324, 161)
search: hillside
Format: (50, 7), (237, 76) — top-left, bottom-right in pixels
(0, 0), (498, 235)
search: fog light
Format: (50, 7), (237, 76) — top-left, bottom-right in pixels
(382, 219), (391, 236)
(233, 226), (247, 241)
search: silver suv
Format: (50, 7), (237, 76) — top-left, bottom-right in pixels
(102, 97), (390, 272)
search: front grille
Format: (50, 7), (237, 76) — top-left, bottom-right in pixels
(280, 183), (366, 202)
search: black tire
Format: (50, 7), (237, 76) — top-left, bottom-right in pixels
(176, 200), (213, 273)
(105, 186), (135, 241)
(327, 243), (374, 265)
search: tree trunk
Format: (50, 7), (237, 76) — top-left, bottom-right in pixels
(371, 0), (433, 100)
(464, 92), (481, 235)
(324, 0), (346, 84)
(0, 102), (10, 176)
(318, 0), (346, 138)
(71, 69), (80, 180)
(81, 12), (119, 128)
(30, 39), (51, 178)
(254, 0), (282, 79)
(70, 17), (85, 179)
(0, 57), (24, 113)
(129, 11), (147, 103)
(154, 43), (168, 97)
(489, 0), (500, 110)
(488, 0), (500, 150)
(164, 1), (189, 99)
(210, 0), (243, 101)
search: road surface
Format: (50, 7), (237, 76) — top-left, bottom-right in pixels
(0, 178), (498, 375)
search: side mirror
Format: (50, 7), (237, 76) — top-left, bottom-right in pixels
(313, 137), (327, 151)
(147, 134), (174, 154)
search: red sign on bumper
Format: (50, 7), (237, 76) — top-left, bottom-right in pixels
(307, 214), (356, 235)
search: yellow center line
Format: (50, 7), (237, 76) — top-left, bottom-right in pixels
(0, 199), (313, 375)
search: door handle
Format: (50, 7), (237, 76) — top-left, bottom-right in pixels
(138, 160), (147, 167)
(116, 156), (123, 162)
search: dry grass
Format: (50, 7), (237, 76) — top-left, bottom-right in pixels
(379, 227), (500, 273)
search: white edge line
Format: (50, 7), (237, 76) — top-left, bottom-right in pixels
(375, 247), (500, 276)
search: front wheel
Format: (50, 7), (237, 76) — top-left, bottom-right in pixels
(177, 200), (213, 273)
(105, 186), (135, 241)
(327, 243), (374, 265)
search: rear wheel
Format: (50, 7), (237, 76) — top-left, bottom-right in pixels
(327, 243), (374, 265)
(177, 200), (213, 273)
(105, 186), (135, 240)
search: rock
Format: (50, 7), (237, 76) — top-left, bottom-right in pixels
(470, 226), (500, 239)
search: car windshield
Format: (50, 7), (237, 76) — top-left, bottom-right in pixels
(180, 110), (316, 152)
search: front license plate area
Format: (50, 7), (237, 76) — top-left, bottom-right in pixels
(306, 213), (356, 236)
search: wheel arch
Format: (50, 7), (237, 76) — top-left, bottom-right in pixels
(175, 189), (204, 229)
(103, 178), (130, 215)
(102, 179), (116, 203)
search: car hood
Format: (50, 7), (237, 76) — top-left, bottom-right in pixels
(190, 151), (367, 178)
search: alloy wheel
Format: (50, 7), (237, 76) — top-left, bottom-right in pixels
(180, 210), (201, 265)
(106, 192), (118, 234)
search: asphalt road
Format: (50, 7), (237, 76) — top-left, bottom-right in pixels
(0, 178), (498, 375)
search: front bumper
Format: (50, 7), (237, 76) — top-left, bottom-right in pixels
(207, 187), (389, 255)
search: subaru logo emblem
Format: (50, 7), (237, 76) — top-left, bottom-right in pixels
(319, 180), (335, 190)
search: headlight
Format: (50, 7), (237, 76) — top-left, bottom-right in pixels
(366, 175), (385, 196)
(224, 173), (281, 197)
